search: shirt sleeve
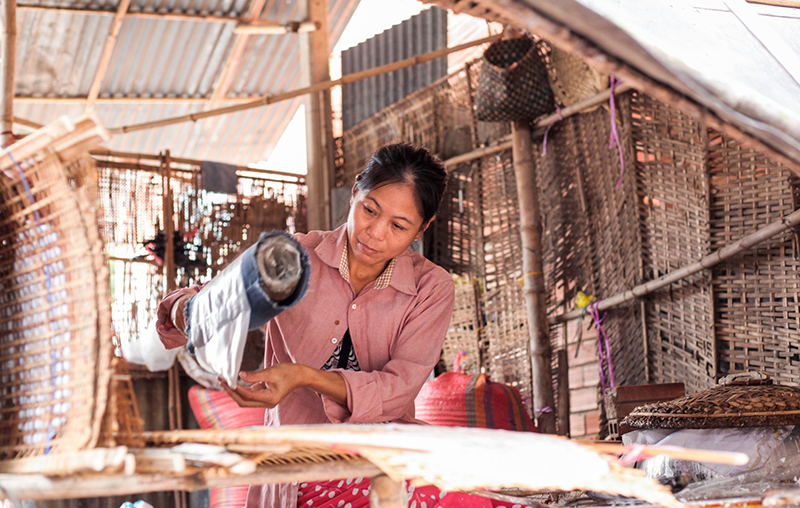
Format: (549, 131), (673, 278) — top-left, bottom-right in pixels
(321, 276), (455, 424)
(155, 284), (204, 349)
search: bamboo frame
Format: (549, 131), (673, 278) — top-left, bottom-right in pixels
(549, 207), (800, 324)
(1, 0), (16, 146)
(443, 82), (634, 168)
(109, 34), (501, 134)
(15, 97), (256, 104)
(512, 120), (556, 434)
(234, 20), (319, 34)
(86, 0), (130, 110)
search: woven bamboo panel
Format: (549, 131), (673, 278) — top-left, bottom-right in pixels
(0, 152), (112, 460)
(629, 92), (716, 393)
(481, 281), (533, 415)
(708, 131), (800, 385)
(441, 279), (481, 375)
(479, 150), (523, 291)
(430, 166), (481, 276)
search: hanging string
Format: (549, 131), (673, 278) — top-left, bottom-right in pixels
(542, 105), (564, 156)
(608, 76), (625, 190)
(588, 301), (616, 400)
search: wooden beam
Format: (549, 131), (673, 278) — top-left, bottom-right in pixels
(86, 0), (131, 111)
(13, 116), (43, 130)
(234, 20), (318, 35)
(512, 120), (556, 434)
(210, 0), (270, 104)
(15, 96), (256, 104)
(549, 207), (800, 324)
(300, 0), (334, 230)
(108, 34), (500, 134)
(2, 0), (17, 146)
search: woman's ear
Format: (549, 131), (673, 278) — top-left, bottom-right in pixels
(415, 216), (435, 240)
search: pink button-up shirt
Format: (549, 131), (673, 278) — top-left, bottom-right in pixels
(156, 224), (455, 507)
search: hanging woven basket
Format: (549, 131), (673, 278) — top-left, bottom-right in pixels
(545, 44), (609, 112)
(622, 372), (800, 430)
(475, 36), (555, 123)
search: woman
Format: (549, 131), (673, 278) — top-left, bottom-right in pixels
(156, 143), (456, 507)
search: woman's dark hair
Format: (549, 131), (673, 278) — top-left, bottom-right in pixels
(356, 143), (447, 226)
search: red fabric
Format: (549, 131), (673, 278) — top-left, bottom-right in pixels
(414, 373), (537, 432)
(297, 477), (514, 508)
(188, 386), (266, 508)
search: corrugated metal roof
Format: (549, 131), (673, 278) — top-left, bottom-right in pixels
(8, 0), (359, 166)
(341, 7), (447, 130)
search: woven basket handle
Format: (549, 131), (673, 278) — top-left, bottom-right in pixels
(718, 371), (772, 386)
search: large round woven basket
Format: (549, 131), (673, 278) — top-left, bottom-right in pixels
(545, 44), (608, 111)
(623, 373), (800, 430)
(0, 116), (113, 464)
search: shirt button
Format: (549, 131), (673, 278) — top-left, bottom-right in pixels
(351, 303), (357, 310)
(331, 337), (338, 344)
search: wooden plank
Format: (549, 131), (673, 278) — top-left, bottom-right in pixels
(610, 383), (685, 403)
(86, 0), (131, 111)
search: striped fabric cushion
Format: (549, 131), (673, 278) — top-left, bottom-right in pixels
(414, 372), (537, 432)
(188, 386), (266, 508)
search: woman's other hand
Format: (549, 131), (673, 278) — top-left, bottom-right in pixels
(220, 364), (305, 408)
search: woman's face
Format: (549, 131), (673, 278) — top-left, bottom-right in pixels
(346, 182), (429, 269)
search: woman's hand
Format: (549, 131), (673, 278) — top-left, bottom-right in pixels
(221, 363), (349, 409)
(221, 363), (306, 408)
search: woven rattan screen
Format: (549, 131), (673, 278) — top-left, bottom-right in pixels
(708, 132), (800, 384)
(629, 92), (716, 393)
(0, 152), (112, 460)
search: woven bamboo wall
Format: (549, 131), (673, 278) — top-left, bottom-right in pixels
(629, 92), (716, 393)
(708, 132), (800, 385)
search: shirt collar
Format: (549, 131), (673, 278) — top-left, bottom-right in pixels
(315, 224), (417, 295)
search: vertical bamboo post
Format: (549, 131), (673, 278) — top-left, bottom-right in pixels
(1, 0), (17, 146)
(512, 120), (556, 434)
(300, 0), (334, 230)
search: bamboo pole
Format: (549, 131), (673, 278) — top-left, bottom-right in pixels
(512, 120), (556, 434)
(1, 0), (17, 146)
(16, 96), (256, 104)
(234, 20), (318, 35)
(13, 116), (43, 130)
(91, 149), (305, 181)
(443, 82), (633, 169)
(109, 34), (501, 135)
(549, 207), (800, 324)
(0, 460), (382, 500)
(86, 0), (131, 110)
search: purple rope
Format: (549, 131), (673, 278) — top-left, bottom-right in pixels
(609, 76), (625, 190)
(542, 105), (564, 156)
(588, 302), (616, 400)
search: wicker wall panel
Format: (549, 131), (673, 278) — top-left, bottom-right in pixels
(629, 92), (716, 393)
(429, 167), (481, 276)
(566, 100), (644, 388)
(481, 282), (533, 414)
(708, 132), (800, 385)
(441, 279), (482, 375)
